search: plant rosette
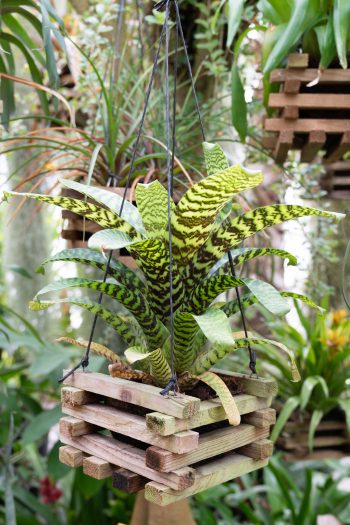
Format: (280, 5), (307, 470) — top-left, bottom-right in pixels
(3, 141), (345, 422)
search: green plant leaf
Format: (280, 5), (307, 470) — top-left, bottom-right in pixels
(270, 396), (300, 442)
(259, 0), (292, 24)
(195, 371), (241, 425)
(203, 141), (229, 176)
(22, 405), (61, 446)
(231, 62), (247, 142)
(334, 0), (350, 68)
(135, 180), (174, 239)
(299, 376), (329, 410)
(125, 346), (171, 386)
(314, 15), (337, 69)
(308, 410), (323, 451)
(88, 229), (139, 250)
(226, 0), (245, 47)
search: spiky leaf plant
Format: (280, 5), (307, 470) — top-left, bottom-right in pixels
(4, 143), (344, 424)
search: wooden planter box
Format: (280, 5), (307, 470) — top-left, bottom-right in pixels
(263, 53), (350, 164)
(320, 161), (350, 199)
(277, 412), (350, 461)
(58, 369), (277, 506)
(61, 187), (136, 268)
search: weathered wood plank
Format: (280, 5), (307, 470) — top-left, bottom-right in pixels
(237, 439), (273, 460)
(146, 424), (269, 472)
(287, 53), (309, 68)
(59, 416), (96, 437)
(145, 454), (268, 506)
(59, 445), (84, 467)
(60, 432), (195, 491)
(274, 130), (294, 163)
(112, 468), (148, 493)
(63, 370), (200, 419)
(146, 394), (272, 436)
(324, 131), (350, 163)
(83, 456), (114, 479)
(62, 403), (199, 453)
(270, 69), (350, 85)
(61, 386), (99, 407)
(283, 106), (299, 119)
(278, 435), (349, 450)
(300, 130), (326, 162)
(265, 119), (350, 133)
(242, 408), (276, 428)
(269, 93), (350, 109)
(211, 369), (278, 398)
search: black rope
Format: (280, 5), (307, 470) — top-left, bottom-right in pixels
(59, 20), (167, 383)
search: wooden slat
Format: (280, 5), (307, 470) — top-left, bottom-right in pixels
(265, 119), (350, 133)
(269, 93), (350, 109)
(284, 78), (301, 94)
(60, 432), (195, 491)
(270, 69), (350, 85)
(144, 454), (268, 506)
(211, 369), (278, 398)
(278, 435), (349, 450)
(59, 416), (96, 437)
(63, 370), (200, 419)
(146, 394), (272, 436)
(146, 424), (270, 472)
(260, 135), (277, 150)
(287, 53), (309, 68)
(325, 161), (350, 172)
(283, 106), (299, 119)
(112, 468), (148, 493)
(61, 386), (99, 407)
(237, 439), (273, 460)
(242, 408), (276, 428)
(83, 456), (114, 479)
(59, 445), (84, 467)
(324, 131), (350, 163)
(274, 130), (294, 163)
(300, 130), (326, 162)
(62, 403), (199, 453)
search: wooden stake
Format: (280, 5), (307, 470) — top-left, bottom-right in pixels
(242, 408), (276, 428)
(61, 386), (99, 407)
(83, 456), (113, 479)
(237, 439), (273, 460)
(112, 468), (148, 493)
(59, 416), (96, 437)
(59, 445), (84, 467)
(300, 130), (326, 162)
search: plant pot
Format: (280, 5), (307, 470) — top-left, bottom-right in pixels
(320, 161), (350, 199)
(58, 368), (277, 506)
(60, 186), (137, 268)
(263, 53), (350, 164)
(275, 409), (350, 461)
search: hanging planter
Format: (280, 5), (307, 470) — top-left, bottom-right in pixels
(320, 161), (350, 199)
(58, 368), (277, 505)
(263, 53), (350, 164)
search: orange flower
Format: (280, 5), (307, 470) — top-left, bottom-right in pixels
(331, 309), (348, 325)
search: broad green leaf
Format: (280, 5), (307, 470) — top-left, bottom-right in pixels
(88, 229), (139, 250)
(29, 298), (146, 346)
(241, 277), (290, 316)
(3, 190), (141, 237)
(172, 161), (262, 264)
(300, 376), (329, 410)
(125, 345), (151, 363)
(60, 178), (145, 234)
(57, 337), (122, 363)
(226, 0), (244, 47)
(125, 346), (171, 386)
(203, 142), (229, 176)
(40, 0), (59, 87)
(314, 16), (337, 69)
(195, 371), (240, 425)
(28, 351), (68, 376)
(308, 410), (323, 451)
(231, 62), (247, 143)
(334, 0), (350, 68)
(34, 278), (167, 350)
(271, 396), (300, 442)
(193, 309), (235, 346)
(37, 248), (147, 293)
(259, 0), (292, 24)
(22, 405), (61, 446)
(135, 181), (174, 239)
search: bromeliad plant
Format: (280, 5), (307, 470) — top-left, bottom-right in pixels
(3, 142), (344, 424)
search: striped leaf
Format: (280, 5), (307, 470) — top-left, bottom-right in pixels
(171, 165), (263, 264)
(3, 190), (142, 238)
(29, 298), (146, 347)
(88, 229), (139, 251)
(57, 337), (122, 364)
(125, 346), (171, 387)
(135, 181), (174, 239)
(194, 371), (240, 426)
(186, 275), (290, 316)
(203, 142), (229, 176)
(34, 278), (167, 350)
(60, 178), (145, 234)
(186, 205), (345, 286)
(209, 247), (298, 276)
(36, 248), (147, 293)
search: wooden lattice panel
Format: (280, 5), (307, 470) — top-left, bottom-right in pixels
(320, 161), (350, 198)
(263, 53), (350, 164)
(58, 370), (277, 506)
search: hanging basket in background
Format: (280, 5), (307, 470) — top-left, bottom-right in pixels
(320, 161), (350, 199)
(59, 369), (276, 506)
(263, 53), (350, 164)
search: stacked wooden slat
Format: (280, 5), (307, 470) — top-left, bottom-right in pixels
(263, 53), (350, 164)
(320, 161), (350, 198)
(61, 187), (136, 268)
(59, 369), (277, 506)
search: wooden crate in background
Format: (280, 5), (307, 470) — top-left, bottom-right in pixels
(320, 161), (350, 199)
(263, 53), (350, 164)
